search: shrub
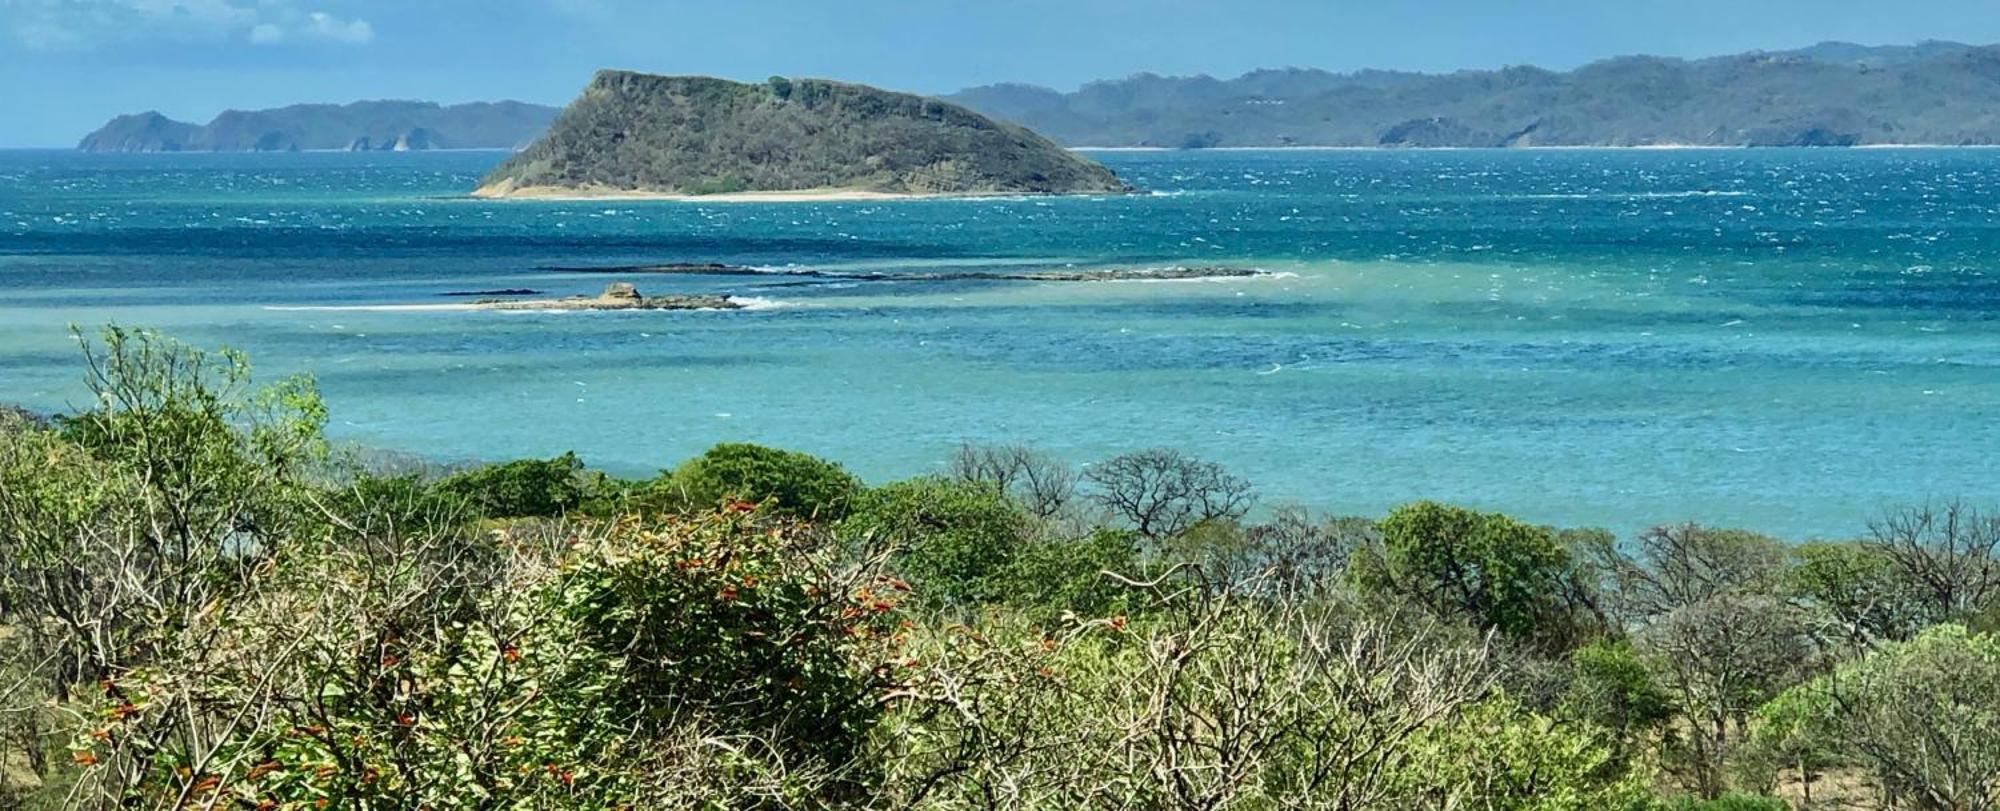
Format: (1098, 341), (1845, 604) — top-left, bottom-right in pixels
(847, 477), (1029, 608)
(658, 442), (861, 519)
(1761, 624), (2000, 811)
(437, 452), (591, 518)
(994, 528), (1143, 623)
(1562, 639), (1674, 761)
(538, 511), (908, 775)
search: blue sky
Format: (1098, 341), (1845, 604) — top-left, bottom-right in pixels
(4, 0), (2000, 146)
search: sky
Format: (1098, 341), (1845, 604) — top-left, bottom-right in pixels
(4, 0), (2000, 146)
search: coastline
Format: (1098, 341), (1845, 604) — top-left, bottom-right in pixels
(473, 184), (943, 202)
(1068, 143), (2000, 152)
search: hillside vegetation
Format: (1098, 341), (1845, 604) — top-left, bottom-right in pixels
(950, 40), (2000, 147)
(76, 100), (559, 152)
(476, 71), (1132, 197)
(6, 328), (2000, 808)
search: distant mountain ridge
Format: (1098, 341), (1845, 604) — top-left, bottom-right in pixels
(77, 100), (559, 152)
(476, 71), (1130, 198)
(947, 40), (2000, 148)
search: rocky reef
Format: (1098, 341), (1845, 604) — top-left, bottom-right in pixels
(476, 283), (741, 311)
(535, 263), (1268, 283)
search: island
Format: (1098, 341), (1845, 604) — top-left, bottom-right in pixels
(77, 100), (559, 152)
(476, 283), (742, 311)
(473, 71), (1133, 199)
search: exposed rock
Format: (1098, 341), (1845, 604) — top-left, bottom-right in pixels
(537, 263), (1270, 283)
(478, 283), (742, 311)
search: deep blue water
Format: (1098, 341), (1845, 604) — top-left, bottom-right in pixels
(3, 147), (1998, 538)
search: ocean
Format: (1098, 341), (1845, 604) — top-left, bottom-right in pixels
(2, 147), (1996, 538)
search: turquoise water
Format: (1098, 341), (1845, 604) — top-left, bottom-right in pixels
(3, 147), (1998, 538)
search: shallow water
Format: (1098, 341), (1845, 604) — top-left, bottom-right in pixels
(3, 147), (1997, 538)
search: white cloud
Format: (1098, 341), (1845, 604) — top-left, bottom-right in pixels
(304, 10), (371, 43)
(1, 0), (375, 50)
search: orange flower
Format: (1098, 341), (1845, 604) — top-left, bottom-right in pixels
(381, 654), (401, 667)
(502, 646), (522, 664)
(724, 499), (758, 514)
(719, 586), (739, 602)
(246, 760), (281, 780)
(1109, 616), (1128, 631)
(191, 774), (222, 794)
(72, 751), (98, 766)
(396, 712), (416, 727)
(88, 727), (112, 741)
(256, 800), (277, 811)
(108, 701), (139, 720)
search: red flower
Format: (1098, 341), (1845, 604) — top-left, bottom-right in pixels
(1109, 616), (1128, 631)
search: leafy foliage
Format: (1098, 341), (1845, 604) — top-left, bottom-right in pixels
(658, 442), (861, 519)
(437, 452), (592, 518)
(846, 477), (1028, 608)
(1355, 501), (1590, 649)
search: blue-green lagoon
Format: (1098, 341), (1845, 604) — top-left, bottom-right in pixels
(3, 147), (1996, 537)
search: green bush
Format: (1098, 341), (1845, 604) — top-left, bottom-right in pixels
(847, 477), (1028, 608)
(539, 511), (907, 775)
(995, 528), (1143, 623)
(437, 452), (591, 518)
(1760, 624), (2000, 810)
(1355, 501), (1585, 649)
(1562, 639), (1674, 759)
(658, 442), (861, 519)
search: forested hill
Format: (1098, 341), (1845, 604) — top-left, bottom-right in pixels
(948, 40), (2000, 148)
(476, 71), (1131, 197)
(77, 100), (560, 152)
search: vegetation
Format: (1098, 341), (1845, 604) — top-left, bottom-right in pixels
(4, 328), (1999, 808)
(950, 41), (2000, 148)
(479, 71), (1132, 196)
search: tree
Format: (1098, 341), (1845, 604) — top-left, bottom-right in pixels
(1585, 523), (1788, 624)
(656, 442), (861, 520)
(1864, 501), (2000, 626)
(1163, 507), (1368, 597)
(1642, 594), (1814, 800)
(1763, 625), (2000, 811)
(1561, 639), (1674, 765)
(947, 441), (1079, 521)
(1083, 448), (1252, 539)
(1785, 540), (1929, 649)
(1355, 501), (1590, 650)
